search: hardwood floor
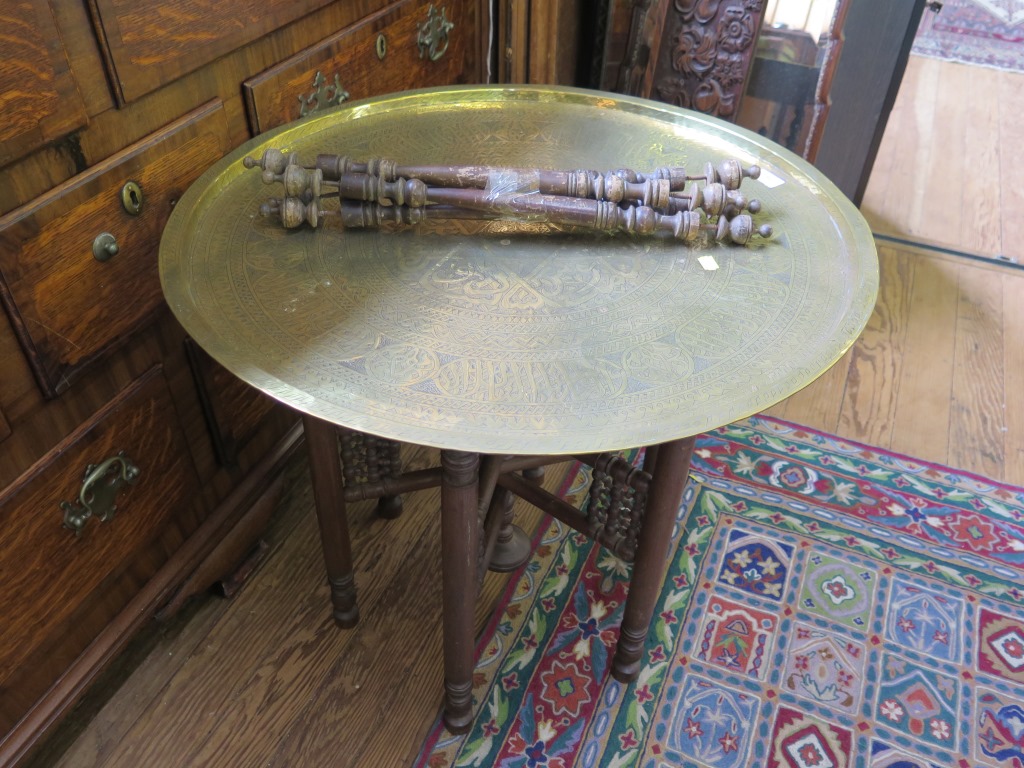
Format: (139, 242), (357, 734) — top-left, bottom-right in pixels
(27, 55), (1024, 768)
(861, 56), (1024, 263)
(765, 240), (1024, 486)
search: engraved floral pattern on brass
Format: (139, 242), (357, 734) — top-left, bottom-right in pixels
(160, 86), (878, 455)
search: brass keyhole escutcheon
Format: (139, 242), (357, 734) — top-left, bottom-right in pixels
(376, 33), (387, 60)
(121, 180), (143, 215)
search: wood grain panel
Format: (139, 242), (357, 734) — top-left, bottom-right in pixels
(1003, 270), (1024, 486)
(184, 340), (277, 468)
(0, 0), (88, 166)
(963, 63), (1002, 257)
(949, 263), (1005, 478)
(767, 351), (851, 435)
(527, 0), (580, 85)
(0, 367), (201, 732)
(98, 464), (440, 767)
(244, 0), (475, 134)
(888, 254), (958, 464)
(864, 55), (941, 242)
(498, 0), (531, 83)
(0, 100), (231, 398)
(861, 57), (1024, 265)
(998, 69), (1024, 260)
(88, 0), (335, 103)
(189, 504), (445, 767)
(909, 60), (966, 247)
(837, 247), (913, 446)
(598, 0), (637, 90)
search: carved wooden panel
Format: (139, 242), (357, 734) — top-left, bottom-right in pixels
(0, 100), (231, 398)
(629, 0), (767, 121)
(88, 0), (336, 104)
(0, 367), (201, 733)
(0, 0), (88, 167)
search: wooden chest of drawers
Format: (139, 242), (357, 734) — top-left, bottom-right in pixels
(0, 0), (485, 763)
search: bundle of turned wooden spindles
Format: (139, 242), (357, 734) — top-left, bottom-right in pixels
(243, 147), (774, 246)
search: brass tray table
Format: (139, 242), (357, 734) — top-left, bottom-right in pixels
(160, 85), (878, 733)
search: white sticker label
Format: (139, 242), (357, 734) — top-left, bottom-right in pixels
(758, 168), (785, 188)
(698, 255), (719, 271)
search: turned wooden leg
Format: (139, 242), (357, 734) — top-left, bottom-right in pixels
(612, 435), (695, 681)
(375, 437), (404, 519)
(303, 414), (359, 628)
(487, 485), (531, 573)
(441, 450), (481, 734)
(641, 444), (660, 476)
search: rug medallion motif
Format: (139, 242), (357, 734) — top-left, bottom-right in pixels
(416, 417), (1024, 767)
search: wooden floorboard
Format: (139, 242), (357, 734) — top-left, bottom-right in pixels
(1003, 276), (1024, 482)
(918, 62), (968, 249)
(963, 64), (1002, 257)
(889, 254), (958, 465)
(998, 69), (1024, 259)
(949, 263), (1005, 478)
(862, 56), (1024, 265)
(835, 246), (914, 446)
(28, 53), (1024, 768)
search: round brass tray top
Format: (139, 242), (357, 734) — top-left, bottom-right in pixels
(160, 86), (878, 456)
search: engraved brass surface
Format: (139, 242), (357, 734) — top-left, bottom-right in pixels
(160, 86), (878, 455)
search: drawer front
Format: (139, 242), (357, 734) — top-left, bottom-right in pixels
(244, 0), (476, 134)
(0, 367), (200, 729)
(0, 0), (88, 167)
(185, 339), (280, 468)
(0, 100), (231, 398)
(89, 0), (335, 104)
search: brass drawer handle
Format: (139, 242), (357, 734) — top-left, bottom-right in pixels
(299, 71), (349, 118)
(417, 4), (453, 62)
(60, 451), (140, 535)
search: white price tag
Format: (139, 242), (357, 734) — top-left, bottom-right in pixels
(758, 168), (784, 188)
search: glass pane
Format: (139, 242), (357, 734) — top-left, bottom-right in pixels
(738, 0), (841, 157)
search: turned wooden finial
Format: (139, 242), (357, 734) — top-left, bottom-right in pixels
(259, 196), (322, 229)
(337, 201), (428, 227)
(244, 147), (295, 175)
(711, 214), (773, 244)
(335, 174), (428, 207)
(315, 154), (360, 179)
(661, 210), (703, 241)
(712, 159), (761, 190)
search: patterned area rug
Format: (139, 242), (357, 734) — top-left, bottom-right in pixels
(912, 0), (1024, 72)
(415, 416), (1024, 768)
